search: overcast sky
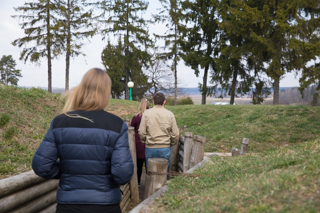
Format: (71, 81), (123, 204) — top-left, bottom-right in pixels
(0, 0), (301, 90)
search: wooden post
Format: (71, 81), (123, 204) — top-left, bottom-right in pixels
(127, 126), (139, 204)
(168, 135), (179, 179)
(177, 136), (184, 173)
(0, 179), (58, 213)
(144, 158), (168, 199)
(0, 170), (46, 199)
(240, 138), (249, 155)
(38, 202), (56, 213)
(120, 184), (131, 212)
(9, 189), (57, 213)
(124, 119), (130, 127)
(183, 132), (193, 172)
(189, 135), (206, 169)
(232, 148), (240, 156)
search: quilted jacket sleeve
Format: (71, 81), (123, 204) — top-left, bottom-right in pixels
(32, 121), (60, 179)
(111, 122), (134, 185)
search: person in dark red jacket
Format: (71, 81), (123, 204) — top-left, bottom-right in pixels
(130, 98), (150, 186)
(32, 68), (134, 213)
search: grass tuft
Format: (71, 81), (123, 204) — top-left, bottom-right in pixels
(3, 127), (17, 139)
(0, 113), (10, 128)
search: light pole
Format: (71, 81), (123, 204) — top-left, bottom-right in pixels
(127, 81), (134, 100)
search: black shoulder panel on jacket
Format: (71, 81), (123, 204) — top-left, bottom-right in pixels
(52, 110), (124, 133)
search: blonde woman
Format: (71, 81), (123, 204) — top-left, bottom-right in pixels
(130, 98), (150, 186)
(32, 68), (134, 213)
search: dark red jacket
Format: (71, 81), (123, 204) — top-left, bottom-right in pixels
(130, 114), (145, 159)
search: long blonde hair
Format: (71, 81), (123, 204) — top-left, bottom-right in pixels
(137, 98), (150, 116)
(62, 68), (112, 114)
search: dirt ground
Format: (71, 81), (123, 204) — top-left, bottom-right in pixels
(126, 168), (147, 212)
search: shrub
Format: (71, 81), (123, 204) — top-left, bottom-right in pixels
(0, 113), (10, 128)
(310, 92), (319, 106)
(165, 97), (194, 106)
(4, 126), (17, 139)
(177, 97), (194, 105)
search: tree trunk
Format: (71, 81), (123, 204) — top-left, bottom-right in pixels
(273, 78), (280, 105)
(202, 65), (209, 105)
(174, 23), (178, 106)
(5, 69), (8, 85)
(174, 53), (178, 106)
(125, 7), (129, 100)
(65, 0), (71, 91)
(273, 37), (282, 105)
(230, 68), (238, 105)
(46, 0), (52, 93)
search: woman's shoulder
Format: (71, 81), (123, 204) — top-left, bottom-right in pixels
(52, 110), (125, 133)
(132, 113), (142, 119)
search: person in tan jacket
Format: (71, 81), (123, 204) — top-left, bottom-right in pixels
(138, 92), (179, 170)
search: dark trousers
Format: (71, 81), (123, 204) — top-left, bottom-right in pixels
(56, 203), (121, 213)
(137, 158), (145, 185)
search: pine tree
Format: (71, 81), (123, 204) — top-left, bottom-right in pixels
(216, 0), (260, 104)
(179, 0), (220, 105)
(217, 0), (320, 105)
(100, 0), (152, 100)
(154, 0), (183, 105)
(55, 0), (96, 91)
(12, 0), (60, 93)
(245, 0), (320, 104)
(101, 39), (126, 99)
(0, 55), (22, 86)
(297, 2), (320, 95)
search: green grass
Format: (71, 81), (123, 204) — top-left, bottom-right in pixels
(152, 140), (320, 212)
(0, 113), (10, 127)
(166, 104), (320, 153)
(3, 127), (17, 139)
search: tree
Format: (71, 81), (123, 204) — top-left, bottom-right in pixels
(216, 0), (320, 105)
(244, 0), (320, 104)
(251, 79), (271, 105)
(180, 0), (220, 105)
(154, 0), (183, 105)
(101, 39), (126, 99)
(0, 55), (22, 86)
(145, 51), (174, 97)
(12, 0), (61, 93)
(55, 0), (96, 91)
(100, 0), (152, 100)
(213, 44), (254, 105)
(218, 0), (278, 105)
(101, 38), (150, 100)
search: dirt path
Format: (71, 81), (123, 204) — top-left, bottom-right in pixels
(126, 168), (147, 212)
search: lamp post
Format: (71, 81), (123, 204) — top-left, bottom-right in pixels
(127, 81), (134, 100)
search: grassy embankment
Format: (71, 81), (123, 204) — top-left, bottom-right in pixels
(0, 85), (139, 179)
(1, 85), (320, 212)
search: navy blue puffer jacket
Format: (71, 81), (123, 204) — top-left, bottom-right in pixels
(32, 110), (134, 205)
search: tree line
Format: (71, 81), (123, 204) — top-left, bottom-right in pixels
(12, 0), (320, 105)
